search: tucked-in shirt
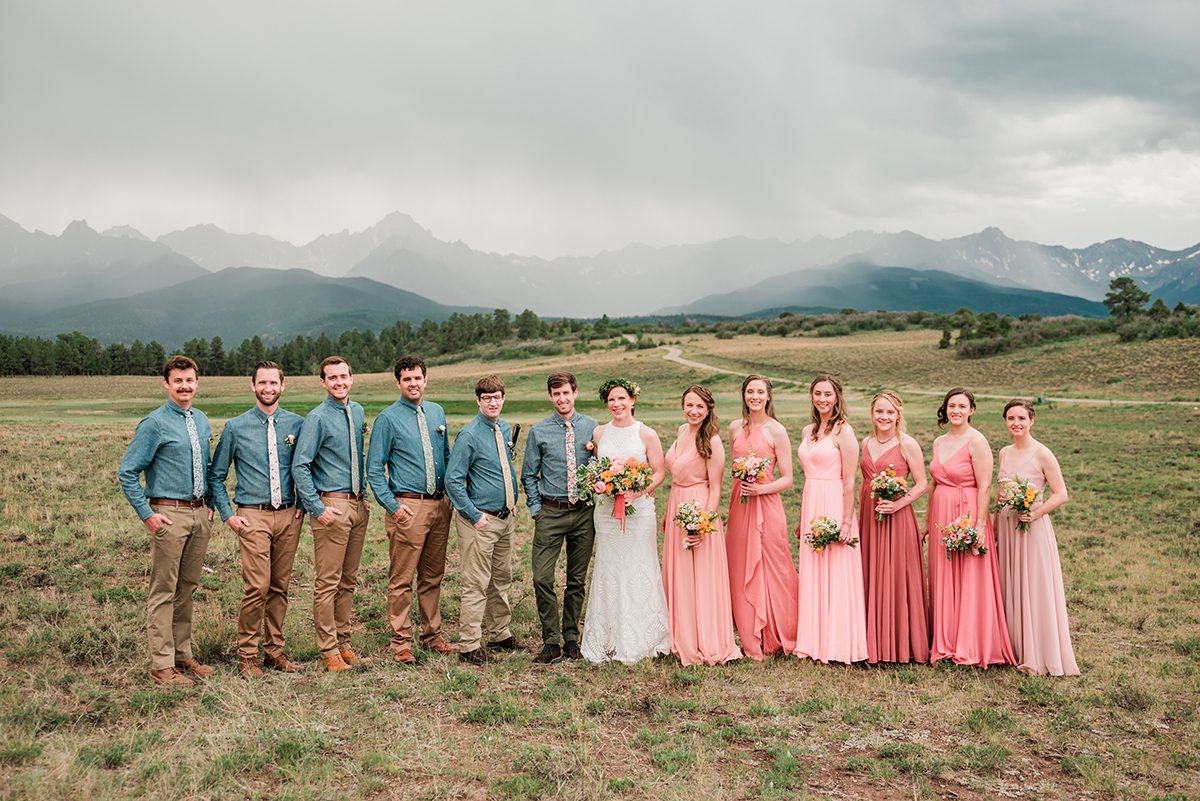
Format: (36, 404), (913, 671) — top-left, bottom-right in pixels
(521, 411), (598, 518)
(207, 405), (304, 520)
(445, 412), (519, 525)
(366, 397), (451, 516)
(118, 400), (213, 520)
(291, 395), (367, 517)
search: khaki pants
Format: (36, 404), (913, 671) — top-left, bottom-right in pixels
(384, 496), (451, 653)
(147, 504), (213, 670)
(455, 512), (514, 652)
(310, 497), (369, 657)
(236, 507), (303, 660)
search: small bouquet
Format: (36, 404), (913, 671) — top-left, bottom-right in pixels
(673, 501), (718, 550)
(731, 451), (773, 504)
(991, 476), (1040, 532)
(869, 464), (908, 521)
(941, 514), (987, 558)
(576, 456), (653, 527)
(805, 515), (857, 553)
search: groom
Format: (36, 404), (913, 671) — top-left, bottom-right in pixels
(521, 372), (597, 663)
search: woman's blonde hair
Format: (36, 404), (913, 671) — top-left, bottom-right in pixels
(870, 390), (907, 437)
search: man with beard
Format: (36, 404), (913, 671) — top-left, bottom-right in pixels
(118, 354), (216, 687)
(521, 372), (598, 663)
(292, 355), (371, 672)
(366, 356), (456, 665)
(208, 361), (305, 678)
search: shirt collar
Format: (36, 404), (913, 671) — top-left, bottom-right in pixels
(323, 395), (350, 412)
(554, 412), (580, 428)
(165, 399), (191, 416)
(399, 396), (423, 413)
(476, 412), (500, 430)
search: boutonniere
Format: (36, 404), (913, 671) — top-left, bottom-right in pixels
(437, 424), (446, 434)
(585, 441), (595, 452)
(209, 433), (218, 445)
(284, 434), (296, 449)
(361, 422), (368, 435)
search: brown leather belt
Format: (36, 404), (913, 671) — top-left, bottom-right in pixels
(320, 492), (364, 500)
(150, 498), (205, 508)
(478, 507), (513, 520)
(238, 503), (296, 511)
(540, 496), (588, 510)
(396, 491), (445, 501)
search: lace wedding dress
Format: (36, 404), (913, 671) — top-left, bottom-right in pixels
(580, 420), (671, 663)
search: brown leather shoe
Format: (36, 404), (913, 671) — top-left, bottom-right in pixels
(458, 647), (489, 666)
(175, 657), (216, 678)
(239, 659), (264, 679)
(392, 649), (417, 665)
(263, 652), (298, 673)
(339, 647), (373, 666)
(323, 653), (352, 673)
(426, 636), (456, 655)
(150, 667), (194, 687)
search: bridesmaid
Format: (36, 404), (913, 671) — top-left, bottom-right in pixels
(858, 390), (931, 664)
(927, 388), (1015, 667)
(793, 373), (868, 664)
(661, 386), (742, 666)
(726, 375), (799, 660)
(995, 399), (1079, 676)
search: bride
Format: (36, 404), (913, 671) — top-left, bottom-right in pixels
(580, 378), (671, 663)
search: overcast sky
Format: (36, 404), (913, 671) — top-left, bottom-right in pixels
(2, 2), (1198, 256)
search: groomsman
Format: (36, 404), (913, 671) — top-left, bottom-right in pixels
(445, 374), (521, 665)
(118, 354), (215, 687)
(208, 361), (304, 678)
(292, 356), (370, 673)
(366, 356), (456, 665)
(521, 372), (597, 664)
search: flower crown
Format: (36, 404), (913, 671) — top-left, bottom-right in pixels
(598, 378), (640, 402)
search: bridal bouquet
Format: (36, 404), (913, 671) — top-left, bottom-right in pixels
(673, 501), (718, 550)
(868, 464), (908, 521)
(576, 456), (653, 526)
(805, 515), (857, 553)
(991, 476), (1040, 532)
(731, 451), (773, 504)
(941, 514), (987, 557)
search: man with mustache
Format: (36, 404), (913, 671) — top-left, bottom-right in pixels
(118, 354), (216, 687)
(292, 355), (371, 672)
(208, 361), (305, 677)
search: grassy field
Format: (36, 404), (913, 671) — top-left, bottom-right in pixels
(0, 332), (1198, 800)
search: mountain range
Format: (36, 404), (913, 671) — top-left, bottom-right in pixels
(1, 210), (1196, 345)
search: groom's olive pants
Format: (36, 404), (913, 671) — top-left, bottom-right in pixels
(530, 504), (596, 646)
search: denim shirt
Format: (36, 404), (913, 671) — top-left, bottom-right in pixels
(521, 411), (598, 517)
(118, 400), (213, 520)
(366, 397), (451, 516)
(445, 413), (519, 524)
(291, 395), (367, 517)
(208, 405), (304, 520)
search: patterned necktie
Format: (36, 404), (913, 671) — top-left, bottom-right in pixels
(346, 405), (360, 495)
(267, 415), (282, 507)
(185, 410), (203, 499)
(416, 405), (436, 494)
(564, 419), (578, 504)
(494, 423), (515, 512)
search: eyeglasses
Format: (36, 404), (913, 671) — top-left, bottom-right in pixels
(478, 393), (504, 404)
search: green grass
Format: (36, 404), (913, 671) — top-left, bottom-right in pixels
(0, 333), (1198, 799)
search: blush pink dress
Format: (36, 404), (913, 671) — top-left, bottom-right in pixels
(996, 449), (1079, 676)
(928, 443), (1016, 667)
(793, 434), (868, 663)
(662, 439), (742, 666)
(725, 424), (798, 659)
(859, 443), (930, 664)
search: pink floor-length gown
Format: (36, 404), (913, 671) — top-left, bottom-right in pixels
(725, 425), (798, 659)
(662, 441), (742, 666)
(859, 443), (931, 664)
(996, 451), (1079, 676)
(794, 435), (868, 663)
(928, 445), (1016, 667)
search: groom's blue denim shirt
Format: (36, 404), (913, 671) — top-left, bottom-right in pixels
(118, 400), (213, 520)
(521, 411), (598, 518)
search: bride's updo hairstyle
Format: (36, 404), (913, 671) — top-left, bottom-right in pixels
(599, 378), (640, 416)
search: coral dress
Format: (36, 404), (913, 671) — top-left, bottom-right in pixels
(661, 440), (742, 666)
(859, 443), (930, 664)
(725, 424), (798, 659)
(996, 450), (1079, 676)
(793, 435), (868, 663)
(927, 444), (1015, 667)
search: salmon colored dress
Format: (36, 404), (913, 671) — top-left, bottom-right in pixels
(927, 444), (1015, 667)
(661, 439), (742, 666)
(725, 424), (798, 659)
(859, 442), (931, 664)
(793, 434), (868, 664)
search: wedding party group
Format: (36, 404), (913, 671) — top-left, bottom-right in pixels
(117, 354), (1079, 689)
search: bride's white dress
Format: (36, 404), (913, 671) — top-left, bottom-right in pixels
(580, 420), (671, 663)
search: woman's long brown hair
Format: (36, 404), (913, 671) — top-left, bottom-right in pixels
(809, 373), (849, 441)
(682, 385), (720, 461)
